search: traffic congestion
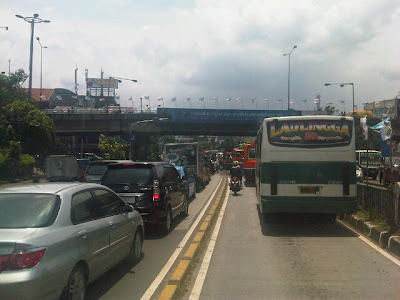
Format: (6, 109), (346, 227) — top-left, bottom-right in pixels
(1, 1), (400, 299)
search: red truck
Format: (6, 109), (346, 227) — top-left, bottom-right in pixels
(243, 142), (256, 185)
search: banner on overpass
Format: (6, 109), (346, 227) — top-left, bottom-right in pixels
(157, 108), (301, 122)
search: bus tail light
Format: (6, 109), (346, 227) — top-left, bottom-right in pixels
(153, 180), (160, 201)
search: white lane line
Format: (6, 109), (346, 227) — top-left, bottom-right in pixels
(189, 180), (230, 300)
(140, 178), (223, 300)
(338, 220), (400, 267)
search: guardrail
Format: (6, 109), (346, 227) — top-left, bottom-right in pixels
(357, 183), (399, 228)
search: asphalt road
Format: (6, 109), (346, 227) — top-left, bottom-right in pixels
(85, 173), (222, 299)
(183, 183), (400, 299)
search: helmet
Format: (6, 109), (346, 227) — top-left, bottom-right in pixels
(232, 161), (238, 166)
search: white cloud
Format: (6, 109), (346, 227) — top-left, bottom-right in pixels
(0, 0), (399, 110)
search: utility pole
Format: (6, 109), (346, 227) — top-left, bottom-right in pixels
(74, 65), (78, 95)
(8, 59), (10, 75)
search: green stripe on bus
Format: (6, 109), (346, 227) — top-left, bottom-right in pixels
(260, 196), (357, 213)
(260, 162), (356, 184)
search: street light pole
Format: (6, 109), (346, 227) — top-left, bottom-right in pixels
(283, 45), (297, 110)
(109, 76), (138, 107)
(324, 82), (355, 115)
(0, 26), (8, 31)
(36, 37), (47, 100)
(16, 14), (50, 101)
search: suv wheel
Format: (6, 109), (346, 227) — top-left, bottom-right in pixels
(161, 206), (172, 235)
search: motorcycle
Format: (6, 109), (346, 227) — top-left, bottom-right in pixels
(230, 176), (241, 195)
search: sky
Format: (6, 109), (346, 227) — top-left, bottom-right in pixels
(0, 0), (399, 111)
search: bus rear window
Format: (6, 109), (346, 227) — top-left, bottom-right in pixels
(267, 119), (352, 148)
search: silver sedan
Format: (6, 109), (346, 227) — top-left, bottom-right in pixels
(0, 182), (144, 300)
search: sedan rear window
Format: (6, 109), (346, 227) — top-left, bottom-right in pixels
(102, 165), (153, 185)
(0, 193), (58, 228)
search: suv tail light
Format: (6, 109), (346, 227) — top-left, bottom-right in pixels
(153, 180), (160, 201)
(0, 247), (46, 271)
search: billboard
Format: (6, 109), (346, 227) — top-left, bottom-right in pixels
(266, 118), (353, 148)
(157, 108), (300, 122)
(86, 78), (119, 88)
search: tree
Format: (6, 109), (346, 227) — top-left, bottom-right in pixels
(98, 134), (127, 159)
(324, 105), (336, 115)
(0, 69), (28, 107)
(0, 100), (56, 157)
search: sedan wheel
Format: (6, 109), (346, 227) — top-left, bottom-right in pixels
(65, 265), (86, 300)
(183, 196), (189, 216)
(129, 229), (143, 263)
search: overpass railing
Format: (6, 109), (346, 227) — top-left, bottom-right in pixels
(43, 108), (158, 114)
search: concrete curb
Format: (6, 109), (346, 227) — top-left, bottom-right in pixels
(339, 213), (400, 258)
(158, 178), (228, 300)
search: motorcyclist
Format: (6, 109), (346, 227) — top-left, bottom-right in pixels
(230, 161), (242, 186)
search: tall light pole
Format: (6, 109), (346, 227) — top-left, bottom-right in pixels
(109, 76), (138, 106)
(0, 26), (8, 31)
(324, 82), (355, 115)
(283, 45), (297, 110)
(36, 37), (47, 100)
(16, 14), (50, 101)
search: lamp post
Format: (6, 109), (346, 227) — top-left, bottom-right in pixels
(36, 37), (47, 100)
(109, 76), (137, 107)
(324, 82), (354, 115)
(16, 14), (50, 101)
(0, 26), (8, 31)
(283, 45), (297, 110)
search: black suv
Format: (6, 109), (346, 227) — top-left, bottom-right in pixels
(101, 162), (188, 234)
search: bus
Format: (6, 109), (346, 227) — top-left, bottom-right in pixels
(243, 142), (256, 185)
(255, 116), (357, 221)
(355, 150), (382, 180)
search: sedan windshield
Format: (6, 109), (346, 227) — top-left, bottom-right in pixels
(0, 193), (58, 228)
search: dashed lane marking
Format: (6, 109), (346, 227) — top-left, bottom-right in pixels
(188, 180), (230, 300)
(139, 178), (223, 300)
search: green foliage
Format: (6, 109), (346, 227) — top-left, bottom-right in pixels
(0, 142), (35, 180)
(99, 134), (127, 159)
(0, 100), (56, 156)
(0, 69), (56, 181)
(0, 69), (28, 107)
(324, 105), (336, 115)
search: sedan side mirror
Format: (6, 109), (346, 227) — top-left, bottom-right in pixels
(124, 204), (134, 212)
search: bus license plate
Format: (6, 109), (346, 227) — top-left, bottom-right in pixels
(299, 186), (320, 194)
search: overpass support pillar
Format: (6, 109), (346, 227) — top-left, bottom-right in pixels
(132, 134), (151, 161)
